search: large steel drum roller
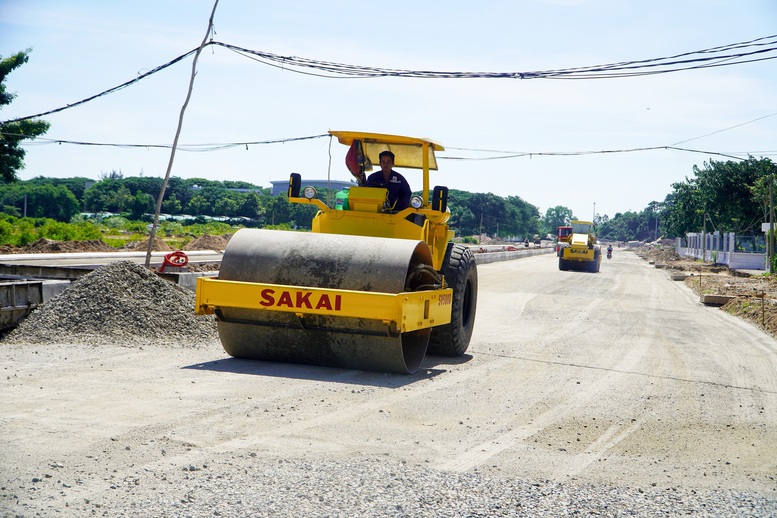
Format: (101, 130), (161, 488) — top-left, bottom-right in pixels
(215, 229), (437, 373)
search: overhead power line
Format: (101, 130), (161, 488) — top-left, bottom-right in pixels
(2, 50), (197, 125)
(442, 146), (756, 162)
(3, 34), (777, 124)
(8, 105), (775, 161)
(2, 131), (329, 151)
(213, 34), (777, 79)
(8, 130), (775, 162)
(670, 112), (777, 146)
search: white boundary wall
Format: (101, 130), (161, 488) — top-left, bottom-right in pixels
(677, 232), (766, 270)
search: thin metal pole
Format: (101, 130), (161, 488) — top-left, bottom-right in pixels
(770, 175), (774, 273)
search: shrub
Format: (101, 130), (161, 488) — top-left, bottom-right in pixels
(17, 220), (36, 246)
(103, 216), (130, 230)
(0, 219), (13, 245)
(39, 220), (76, 240)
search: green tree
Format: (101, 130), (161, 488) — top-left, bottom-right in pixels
(604, 211), (646, 241)
(0, 182), (79, 221)
(0, 50), (51, 182)
(660, 157), (776, 237)
(266, 195), (291, 226)
(213, 197), (239, 217)
(239, 192), (264, 219)
(122, 176), (163, 201)
(100, 169), (124, 181)
(645, 200), (662, 241)
(166, 177), (196, 209)
(445, 189), (539, 239)
(162, 193), (183, 214)
(542, 206), (574, 235)
(187, 195), (209, 215)
(27, 176), (94, 201)
(129, 191), (154, 220)
(82, 179), (134, 214)
(662, 178), (702, 237)
(450, 206), (477, 237)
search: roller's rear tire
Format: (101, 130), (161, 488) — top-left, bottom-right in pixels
(428, 244), (478, 357)
(590, 250), (601, 273)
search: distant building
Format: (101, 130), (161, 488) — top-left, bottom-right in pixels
(270, 179), (355, 196)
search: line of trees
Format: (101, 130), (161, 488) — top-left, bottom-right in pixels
(447, 190), (541, 239)
(596, 157), (777, 242)
(4, 157), (776, 244)
(5, 172), (320, 230)
(0, 172), (550, 240)
(10, 154), (775, 243)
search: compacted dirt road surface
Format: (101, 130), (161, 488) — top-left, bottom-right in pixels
(1, 251), (776, 516)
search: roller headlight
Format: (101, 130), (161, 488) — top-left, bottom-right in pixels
(410, 196), (424, 209)
(303, 186), (317, 199)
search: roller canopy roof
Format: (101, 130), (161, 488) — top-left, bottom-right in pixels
(329, 131), (443, 171)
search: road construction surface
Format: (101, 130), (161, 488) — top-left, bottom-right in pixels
(1, 250), (776, 515)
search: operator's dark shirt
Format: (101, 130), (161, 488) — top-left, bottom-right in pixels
(365, 170), (412, 211)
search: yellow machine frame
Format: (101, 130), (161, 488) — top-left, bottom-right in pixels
(288, 131), (454, 272)
(196, 131), (456, 331)
(195, 279), (452, 333)
(560, 220), (596, 261)
(559, 219), (600, 265)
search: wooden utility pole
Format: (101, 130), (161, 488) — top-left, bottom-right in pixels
(145, 0), (220, 268)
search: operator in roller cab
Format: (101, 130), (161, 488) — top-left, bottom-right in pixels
(360, 150), (412, 211)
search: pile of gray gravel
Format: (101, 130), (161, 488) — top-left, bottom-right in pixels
(3, 260), (218, 347)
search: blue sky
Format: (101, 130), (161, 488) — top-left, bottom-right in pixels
(1, 0), (776, 222)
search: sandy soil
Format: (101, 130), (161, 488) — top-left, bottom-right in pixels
(636, 246), (777, 338)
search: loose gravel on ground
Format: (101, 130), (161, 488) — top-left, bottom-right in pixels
(6, 456), (775, 517)
(1, 256), (776, 517)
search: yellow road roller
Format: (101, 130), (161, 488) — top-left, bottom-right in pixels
(195, 131), (477, 373)
(558, 219), (601, 273)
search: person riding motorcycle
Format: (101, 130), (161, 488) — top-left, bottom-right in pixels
(607, 244), (613, 259)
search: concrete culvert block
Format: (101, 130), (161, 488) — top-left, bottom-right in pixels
(700, 294), (736, 306)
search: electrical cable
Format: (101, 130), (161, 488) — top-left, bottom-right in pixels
(1, 131), (329, 151)
(3, 33), (775, 164)
(6, 131), (774, 162)
(441, 146), (751, 162)
(209, 34), (777, 79)
(3, 35), (776, 124)
(670, 112), (777, 146)
(1, 49), (197, 125)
